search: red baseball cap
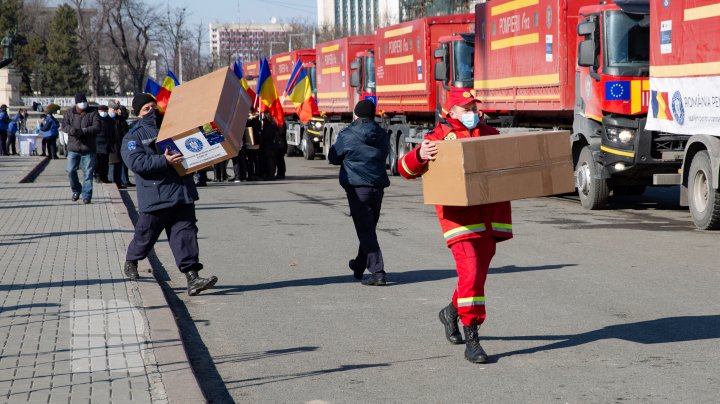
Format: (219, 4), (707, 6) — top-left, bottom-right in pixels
(444, 88), (481, 112)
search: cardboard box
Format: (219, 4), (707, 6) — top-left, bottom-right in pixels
(156, 67), (252, 176)
(422, 130), (575, 206)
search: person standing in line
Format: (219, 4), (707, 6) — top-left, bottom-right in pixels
(7, 108), (25, 155)
(95, 105), (112, 183)
(244, 113), (261, 181)
(0, 104), (9, 156)
(397, 89), (513, 363)
(328, 99), (390, 286)
(275, 121), (287, 179)
(107, 101), (126, 188)
(121, 93), (218, 296)
(62, 94), (101, 204)
(39, 106), (60, 159)
(117, 105), (134, 187)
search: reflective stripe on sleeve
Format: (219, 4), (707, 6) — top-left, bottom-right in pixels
(401, 158), (419, 176)
(457, 296), (485, 307)
(491, 222), (512, 233)
(443, 223), (486, 241)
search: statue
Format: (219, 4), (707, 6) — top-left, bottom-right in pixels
(1, 29), (15, 61)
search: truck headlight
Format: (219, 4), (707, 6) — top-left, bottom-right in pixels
(606, 127), (635, 144)
(313, 121), (322, 128)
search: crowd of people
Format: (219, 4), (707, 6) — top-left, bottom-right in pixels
(0, 105), (29, 156)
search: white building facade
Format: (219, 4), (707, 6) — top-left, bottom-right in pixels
(209, 23), (287, 63)
(317, 0), (400, 36)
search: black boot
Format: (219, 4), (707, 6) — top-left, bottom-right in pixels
(439, 304), (463, 344)
(463, 325), (488, 363)
(185, 270), (218, 296)
(124, 260), (139, 280)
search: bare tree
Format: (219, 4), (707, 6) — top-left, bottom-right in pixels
(157, 5), (189, 81)
(103, 0), (156, 93)
(72, 0), (110, 96)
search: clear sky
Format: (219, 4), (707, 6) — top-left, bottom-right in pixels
(172, 0), (318, 27)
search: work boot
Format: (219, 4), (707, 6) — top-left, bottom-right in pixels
(462, 325), (489, 363)
(348, 259), (364, 280)
(361, 273), (386, 286)
(124, 260), (139, 280)
(185, 270), (218, 296)
(439, 303), (463, 344)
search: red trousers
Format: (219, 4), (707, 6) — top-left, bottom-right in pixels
(450, 237), (497, 326)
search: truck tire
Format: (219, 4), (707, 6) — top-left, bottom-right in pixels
(286, 145), (298, 157)
(688, 151), (720, 230)
(304, 137), (316, 160)
(388, 133), (399, 176)
(576, 146), (609, 209)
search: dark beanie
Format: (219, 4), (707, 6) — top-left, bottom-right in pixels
(354, 99), (376, 118)
(74, 93), (87, 104)
(132, 93), (156, 116)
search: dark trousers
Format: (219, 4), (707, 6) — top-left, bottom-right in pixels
(0, 131), (6, 155)
(95, 153), (109, 181)
(245, 149), (259, 179)
(275, 148), (286, 178)
(126, 204), (203, 273)
(41, 137), (58, 158)
(232, 148), (247, 181)
(346, 186), (385, 275)
(213, 160), (228, 181)
(6, 133), (16, 155)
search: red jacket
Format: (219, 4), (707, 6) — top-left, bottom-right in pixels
(398, 117), (513, 247)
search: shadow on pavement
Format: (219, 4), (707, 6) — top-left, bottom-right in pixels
(212, 346), (319, 366)
(225, 362), (391, 389)
(0, 278), (136, 292)
(487, 315), (720, 361)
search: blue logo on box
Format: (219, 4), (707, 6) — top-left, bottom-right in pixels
(185, 138), (204, 153)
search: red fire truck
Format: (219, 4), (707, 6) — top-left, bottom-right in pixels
(433, 0), (690, 210)
(243, 60), (260, 95)
(270, 50), (318, 156)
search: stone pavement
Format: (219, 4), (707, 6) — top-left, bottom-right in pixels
(0, 156), (204, 403)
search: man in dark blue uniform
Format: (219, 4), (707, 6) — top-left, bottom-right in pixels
(121, 93), (218, 296)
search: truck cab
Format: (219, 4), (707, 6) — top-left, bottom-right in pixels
(349, 50), (376, 105)
(434, 32), (475, 119)
(573, 0), (687, 208)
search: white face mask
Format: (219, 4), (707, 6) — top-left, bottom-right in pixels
(77, 102), (88, 110)
(99, 111), (108, 118)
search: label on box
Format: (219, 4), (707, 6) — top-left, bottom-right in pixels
(157, 126), (228, 169)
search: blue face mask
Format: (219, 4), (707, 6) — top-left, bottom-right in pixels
(99, 111), (108, 118)
(109, 111), (117, 118)
(460, 112), (479, 129)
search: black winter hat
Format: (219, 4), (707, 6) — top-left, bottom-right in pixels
(354, 99), (376, 118)
(74, 93), (87, 104)
(132, 93), (156, 116)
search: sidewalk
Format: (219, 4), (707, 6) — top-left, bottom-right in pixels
(0, 156), (204, 403)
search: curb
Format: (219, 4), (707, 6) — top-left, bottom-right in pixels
(18, 156), (50, 183)
(105, 183), (207, 403)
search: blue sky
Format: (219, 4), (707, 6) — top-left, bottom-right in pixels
(173, 0), (318, 26)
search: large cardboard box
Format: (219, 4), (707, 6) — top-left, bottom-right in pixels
(156, 67), (252, 176)
(422, 130), (575, 206)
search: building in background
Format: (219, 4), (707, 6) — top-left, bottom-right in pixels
(209, 23), (287, 64)
(399, 0), (480, 21)
(316, 0), (400, 36)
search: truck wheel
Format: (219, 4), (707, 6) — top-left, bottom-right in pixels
(688, 151), (720, 230)
(286, 145), (298, 157)
(304, 138), (316, 160)
(576, 146), (609, 209)
(388, 134), (399, 176)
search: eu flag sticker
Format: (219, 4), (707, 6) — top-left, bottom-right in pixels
(605, 81), (631, 101)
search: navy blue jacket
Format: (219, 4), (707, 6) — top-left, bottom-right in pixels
(121, 116), (199, 213)
(328, 118), (390, 189)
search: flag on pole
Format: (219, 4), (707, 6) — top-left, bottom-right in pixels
(255, 58), (284, 127)
(144, 77), (161, 97)
(232, 58), (256, 110)
(283, 59), (319, 124)
(155, 70), (180, 113)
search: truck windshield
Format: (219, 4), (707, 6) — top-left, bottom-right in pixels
(605, 11), (649, 70)
(453, 40), (474, 83)
(364, 56), (376, 89)
(307, 66), (317, 94)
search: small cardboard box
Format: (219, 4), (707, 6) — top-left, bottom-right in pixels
(422, 130), (575, 206)
(156, 67), (252, 176)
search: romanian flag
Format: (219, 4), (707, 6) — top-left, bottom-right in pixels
(255, 58), (284, 127)
(283, 59), (319, 124)
(155, 70), (180, 113)
(144, 77), (161, 97)
(651, 90), (673, 120)
(232, 58), (256, 111)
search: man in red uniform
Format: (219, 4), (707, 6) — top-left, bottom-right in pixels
(398, 89), (513, 363)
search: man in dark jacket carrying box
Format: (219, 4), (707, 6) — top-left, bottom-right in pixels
(328, 99), (390, 286)
(121, 93), (218, 296)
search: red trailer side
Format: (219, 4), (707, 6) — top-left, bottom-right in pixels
(244, 60), (261, 91)
(375, 14), (473, 115)
(316, 36), (374, 114)
(474, 0), (596, 113)
(271, 50), (316, 112)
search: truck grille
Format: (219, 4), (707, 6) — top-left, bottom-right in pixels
(651, 134), (688, 160)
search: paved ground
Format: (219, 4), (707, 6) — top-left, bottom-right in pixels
(0, 156), (203, 403)
(122, 156), (719, 403)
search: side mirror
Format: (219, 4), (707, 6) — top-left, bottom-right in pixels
(434, 61), (448, 82)
(434, 47), (447, 59)
(350, 71), (360, 88)
(578, 40), (596, 67)
(577, 21), (595, 36)
(350, 60), (360, 70)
